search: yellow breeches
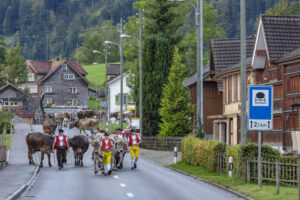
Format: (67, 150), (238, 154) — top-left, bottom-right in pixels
(130, 145), (139, 159)
(102, 151), (112, 165)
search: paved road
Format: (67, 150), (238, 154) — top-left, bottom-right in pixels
(0, 124), (37, 200)
(17, 125), (243, 200)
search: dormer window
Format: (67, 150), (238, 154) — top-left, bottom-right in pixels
(62, 64), (68, 71)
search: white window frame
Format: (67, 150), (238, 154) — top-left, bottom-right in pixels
(45, 98), (52, 105)
(28, 73), (35, 81)
(28, 86), (38, 93)
(62, 64), (68, 71)
(64, 74), (75, 80)
(44, 86), (53, 93)
(226, 77), (229, 104)
(69, 99), (78, 106)
(237, 75), (241, 101)
(70, 87), (77, 94)
(231, 75), (234, 102)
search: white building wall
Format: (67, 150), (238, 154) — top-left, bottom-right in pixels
(108, 74), (131, 113)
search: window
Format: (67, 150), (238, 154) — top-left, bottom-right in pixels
(62, 64), (68, 71)
(44, 86), (52, 93)
(231, 75), (234, 102)
(44, 98), (52, 105)
(237, 75), (241, 101)
(70, 87), (77, 94)
(115, 94), (120, 105)
(28, 74), (35, 81)
(69, 99), (78, 106)
(14, 102), (18, 106)
(28, 86), (37, 93)
(64, 74), (75, 80)
(226, 77), (228, 104)
(4, 101), (8, 106)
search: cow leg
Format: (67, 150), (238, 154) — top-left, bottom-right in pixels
(40, 152), (44, 167)
(47, 153), (52, 167)
(80, 153), (83, 167)
(94, 154), (98, 174)
(74, 152), (77, 166)
(28, 148), (34, 165)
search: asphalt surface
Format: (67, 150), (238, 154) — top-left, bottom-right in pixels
(16, 125), (243, 200)
(0, 124), (36, 200)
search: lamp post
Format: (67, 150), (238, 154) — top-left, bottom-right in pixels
(168, 0), (203, 132)
(92, 50), (101, 112)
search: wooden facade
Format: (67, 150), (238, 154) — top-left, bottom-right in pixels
(187, 80), (223, 135)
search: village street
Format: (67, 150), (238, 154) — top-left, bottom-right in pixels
(0, 124), (243, 200)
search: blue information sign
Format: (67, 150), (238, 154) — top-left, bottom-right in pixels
(248, 86), (273, 130)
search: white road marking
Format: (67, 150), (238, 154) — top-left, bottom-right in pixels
(126, 193), (134, 198)
(114, 175), (119, 179)
(120, 183), (126, 187)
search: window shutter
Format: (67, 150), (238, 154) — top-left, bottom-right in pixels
(52, 86), (54, 94)
(234, 75), (237, 102)
(77, 100), (80, 106)
(222, 79), (226, 105)
(77, 87), (80, 94)
(66, 87), (70, 93)
(228, 76), (232, 103)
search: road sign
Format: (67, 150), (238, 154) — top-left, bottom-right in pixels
(127, 102), (136, 111)
(0, 99), (3, 112)
(131, 118), (140, 129)
(101, 101), (108, 108)
(248, 86), (273, 130)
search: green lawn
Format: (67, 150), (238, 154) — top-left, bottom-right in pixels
(83, 63), (106, 90)
(99, 121), (129, 134)
(4, 134), (11, 150)
(171, 162), (297, 200)
(88, 97), (105, 110)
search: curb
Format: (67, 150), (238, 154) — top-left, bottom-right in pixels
(5, 165), (40, 200)
(167, 166), (253, 200)
(5, 124), (40, 200)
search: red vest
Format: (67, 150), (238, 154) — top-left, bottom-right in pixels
(128, 134), (140, 146)
(101, 139), (112, 151)
(55, 135), (67, 148)
(117, 133), (126, 140)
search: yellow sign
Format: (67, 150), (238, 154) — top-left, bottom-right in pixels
(0, 104), (2, 112)
(127, 102), (136, 111)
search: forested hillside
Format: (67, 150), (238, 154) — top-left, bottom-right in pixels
(0, 0), (298, 60)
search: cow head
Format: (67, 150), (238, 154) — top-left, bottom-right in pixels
(69, 123), (75, 129)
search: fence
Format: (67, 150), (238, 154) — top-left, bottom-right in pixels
(217, 153), (227, 174)
(247, 158), (299, 186)
(140, 136), (183, 151)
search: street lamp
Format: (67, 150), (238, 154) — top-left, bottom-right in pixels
(168, 0), (203, 133)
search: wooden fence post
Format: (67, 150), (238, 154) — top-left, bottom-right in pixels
(247, 160), (250, 184)
(276, 159), (280, 194)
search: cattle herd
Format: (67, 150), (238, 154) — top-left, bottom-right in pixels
(26, 110), (135, 175)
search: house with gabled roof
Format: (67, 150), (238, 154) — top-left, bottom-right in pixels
(22, 60), (90, 113)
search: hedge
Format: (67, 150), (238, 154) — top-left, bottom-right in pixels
(0, 122), (14, 134)
(182, 134), (225, 172)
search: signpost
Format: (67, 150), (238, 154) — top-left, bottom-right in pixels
(248, 86), (273, 189)
(101, 101), (108, 108)
(127, 102), (136, 111)
(0, 99), (3, 112)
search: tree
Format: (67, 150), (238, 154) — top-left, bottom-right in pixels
(158, 48), (194, 137)
(142, 35), (173, 136)
(3, 43), (27, 85)
(265, 0), (298, 15)
(0, 36), (5, 64)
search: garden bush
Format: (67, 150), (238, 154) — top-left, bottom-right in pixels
(0, 122), (13, 134)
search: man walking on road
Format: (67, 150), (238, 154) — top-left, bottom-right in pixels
(52, 129), (69, 169)
(128, 129), (141, 170)
(100, 132), (113, 176)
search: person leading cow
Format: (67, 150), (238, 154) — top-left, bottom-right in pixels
(100, 132), (113, 176)
(128, 129), (142, 170)
(52, 129), (69, 169)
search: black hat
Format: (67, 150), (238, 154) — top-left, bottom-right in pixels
(59, 129), (64, 133)
(104, 132), (109, 136)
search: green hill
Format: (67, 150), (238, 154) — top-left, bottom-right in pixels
(83, 63), (106, 90)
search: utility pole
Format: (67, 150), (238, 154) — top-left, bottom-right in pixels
(120, 18), (124, 129)
(138, 7), (143, 135)
(46, 34), (49, 61)
(96, 83), (98, 111)
(77, 43), (79, 63)
(196, 0), (204, 131)
(240, 0), (247, 144)
(105, 44), (109, 131)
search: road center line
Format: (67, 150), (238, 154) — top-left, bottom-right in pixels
(114, 175), (119, 179)
(126, 193), (134, 198)
(120, 183), (126, 187)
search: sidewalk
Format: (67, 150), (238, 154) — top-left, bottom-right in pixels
(140, 148), (182, 166)
(0, 124), (38, 199)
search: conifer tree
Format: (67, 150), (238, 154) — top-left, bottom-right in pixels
(158, 48), (194, 137)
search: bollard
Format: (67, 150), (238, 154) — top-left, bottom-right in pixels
(174, 147), (178, 164)
(229, 156), (233, 177)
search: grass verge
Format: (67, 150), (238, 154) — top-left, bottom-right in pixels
(88, 97), (105, 110)
(171, 162), (297, 200)
(99, 121), (128, 134)
(4, 134), (11, 150)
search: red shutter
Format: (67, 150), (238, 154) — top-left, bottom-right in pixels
(77, 100), (80, 106)
(66, 88), (70, 93)
(77, 87), (80, 94)
(234, 75), (237, 102)
(52, 86), (54, 94)
(223, 79), (226, 105)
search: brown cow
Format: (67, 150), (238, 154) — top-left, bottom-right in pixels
(69, 119), (100, 135)
(56, 111), (70, 129)
(43, 119), (57, 136)
(26, 132), (54, 167)
(77, 110), (97, 119)
(68, 135), (89, 167)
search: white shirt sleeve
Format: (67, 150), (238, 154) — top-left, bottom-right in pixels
(54, 137), (56, 143)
